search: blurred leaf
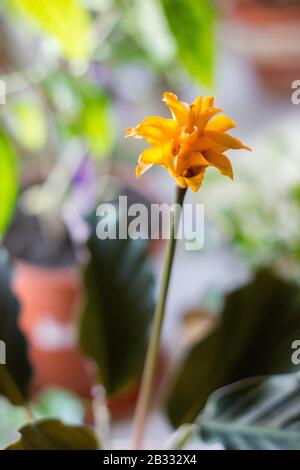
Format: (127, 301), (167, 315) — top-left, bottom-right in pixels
(80, 211), (155, 396)
(14, 0), (92, 60)
(9, 99), (47, 152)
(79, 86), (115, 158)
(0, 397), (28, 449)
(6, 419), (99, 450)
(133, 0), (175, 65)
(164, 424), (197, 450)
(32, 387), (85, 425)
(0, 249), (31, 405)
(101, 27), (152, 64)
(198, 374), (300, 450)
(0, 132), (18, 237)
(160, 0), (215, 86)
(291, 183), (300, 207)
(44, 73), (115, 158)
(0, 388), (84, 449)
(167, 269), (300, 427)
(43, 72), (81, 121)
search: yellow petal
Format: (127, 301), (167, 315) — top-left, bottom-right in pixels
(163, 92), (189, 126)
(186, 152), (210, 168)
(127, 115), (178, 147)
(204, 148), (234, 179)
(191, 96), (203, 111)
(205, 130), (252, 151)
(180, 125), (199, 145)
(188, 96), (202, 128)
(174, 176), (188, 189)
(206, 114), (237, 133)
(127, 126), (164, 147)
(185, 170), (206, 192)
(173, 144), (187, 175)
(175, 149), (209, 175)
(197, 108), (222, 132)
(202, 96), (215, 110)
(126, 127), (138, 137)
(136, 146), (165, 178)
(194, 135), (216, 152)
(167, 167), (188, 188)
(139, 116), (178, 136)
(139, 146), (164, 165)
(136, 163), (153, 178)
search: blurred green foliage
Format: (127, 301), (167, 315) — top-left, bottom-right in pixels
(0, 133), (18, 237)
(0, 0), (217, 446)
(74, 82), (115, 158)
(44, 73), (115, 159)
(0, 0), (216, 232)
(9, 99), (47, 152)
(12, 0), (93, 60)
(0, 387), (84, 448)
(0, 397), (27, 449)
(161, 0), (215, 86)
(198, 374), (300, 450)
(6, 419), (99, 450)
(168, 269), (300, 427)
(1, 0), (300, 453)
(0, 249), (31, 405)
(80, 211), (155, 396)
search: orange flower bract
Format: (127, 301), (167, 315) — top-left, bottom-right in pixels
(126, 92), (251, 192)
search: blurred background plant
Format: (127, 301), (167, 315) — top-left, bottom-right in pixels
(1, 0), (300, 450)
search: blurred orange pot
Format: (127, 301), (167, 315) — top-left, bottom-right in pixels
(220, 0), (300, 91)
(13, 260), (162, 417)
(13, 261), (94, 398)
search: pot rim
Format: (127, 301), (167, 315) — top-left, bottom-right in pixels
(13, 257), (81, 283)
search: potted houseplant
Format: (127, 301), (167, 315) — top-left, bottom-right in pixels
(2, 150), (159, 415)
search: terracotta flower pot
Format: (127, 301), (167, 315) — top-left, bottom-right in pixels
(229, 0), (300, 25)
(8, 175), (166, 415)
(219, 0), (300, 90)
(13, 260), (94, 398)
(13, 260), (165, 417)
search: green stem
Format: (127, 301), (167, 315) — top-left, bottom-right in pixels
(164, 424), (197, 450)
(132, 185), (187, 449)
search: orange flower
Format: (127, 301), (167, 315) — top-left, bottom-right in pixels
(126, 92), (251, 192)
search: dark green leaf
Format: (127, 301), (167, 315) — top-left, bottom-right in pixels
(0, 249), (31, 405)
(0, 132), (18, 237)
(5, 419), (99, 450)
(167, 269), (300, 427)
(80, 212), (155, 396)
(199, 373), (300, 450)
(160, 0), (215, 86)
